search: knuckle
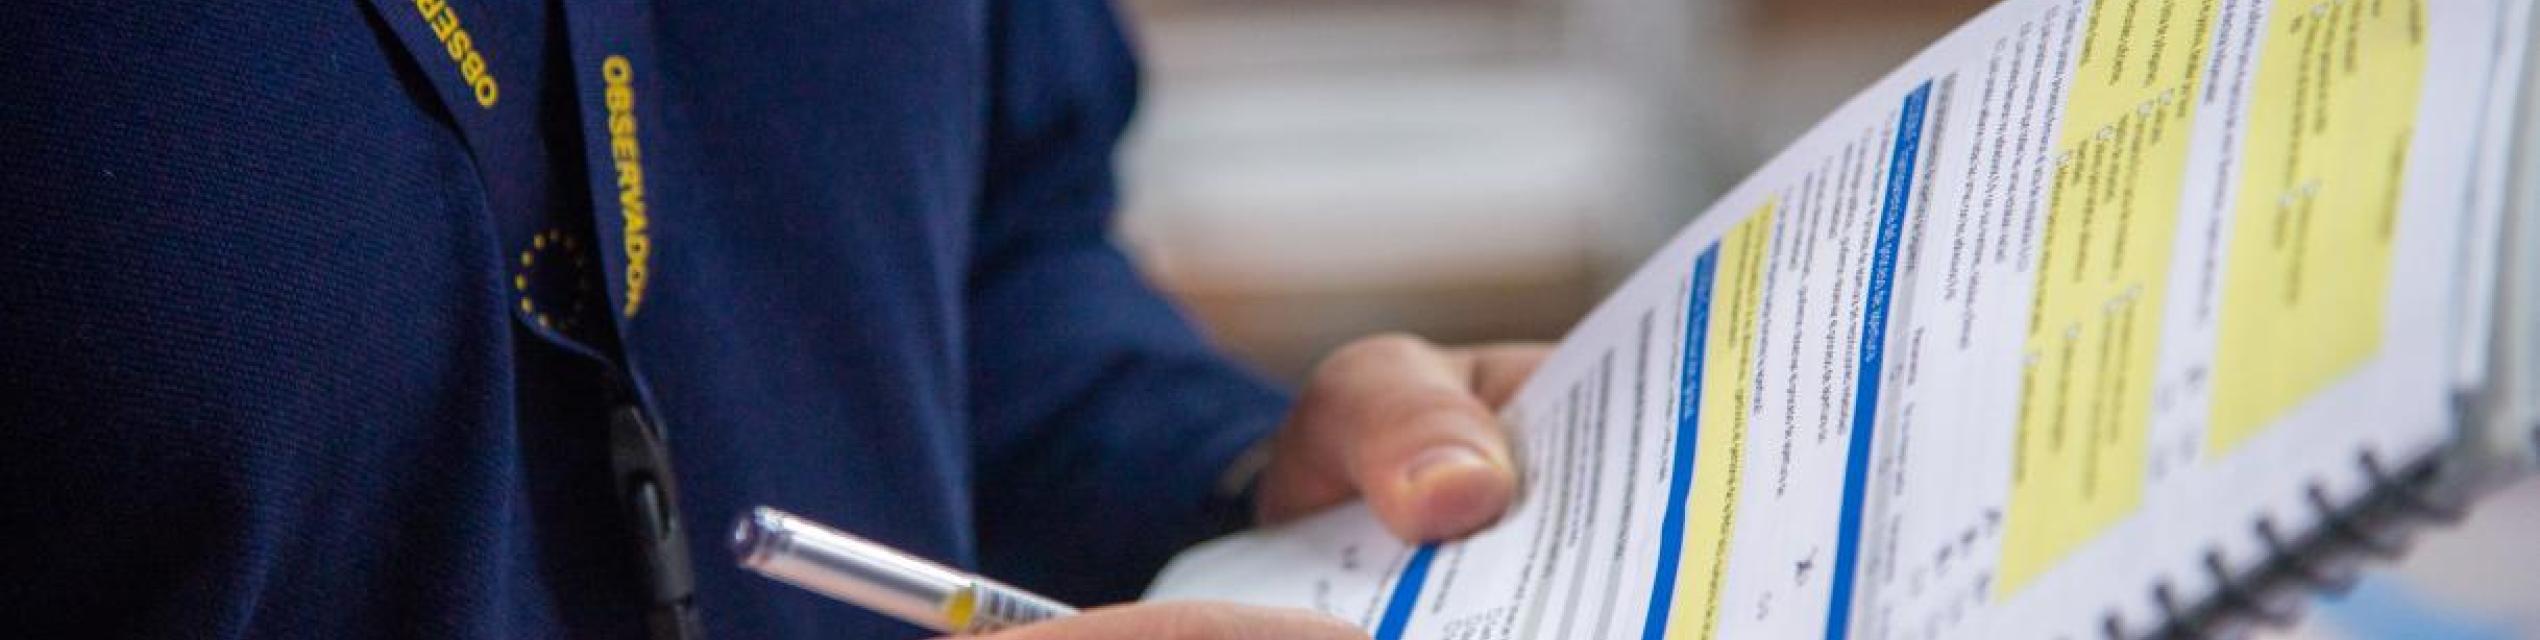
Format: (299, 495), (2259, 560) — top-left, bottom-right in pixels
(1105, 603), (1369, 640)
(1473, 342), (1551, 361)
(1317, 617), (1374, 640)
(1281, 611), (1371, 640)
(1368, 389), (1488, 428)
(1326, 332), (1432, 370)
(1141, 603), (1229, 640)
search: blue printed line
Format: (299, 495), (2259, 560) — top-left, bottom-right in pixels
(1822, 80), (1933, 640)
(1639, 247), (1722, 640)
(1374, 543), (1441, 640)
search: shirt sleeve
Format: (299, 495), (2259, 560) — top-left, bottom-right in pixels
(963, 0), (1293, 606)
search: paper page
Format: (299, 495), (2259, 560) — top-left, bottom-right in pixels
(2455, 0), (2539, 390)
(1146, 1), (2530, 638)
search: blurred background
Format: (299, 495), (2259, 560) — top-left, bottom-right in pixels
(1109, 0), (2540, 637)
(1115, 0), (1994, 380)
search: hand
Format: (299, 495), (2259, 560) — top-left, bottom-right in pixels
(963, 602), (1367, 640)
(972, 335), (1541, 640)
(1254, 334), (1551, 542)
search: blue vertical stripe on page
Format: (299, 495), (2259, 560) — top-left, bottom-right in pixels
(1374, 543), (1441, 640)
(1638, 246), (1721, 640)
(1822, 80), (1932, 640)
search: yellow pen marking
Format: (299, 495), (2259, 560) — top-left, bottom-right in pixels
(944, 587), (977, 631)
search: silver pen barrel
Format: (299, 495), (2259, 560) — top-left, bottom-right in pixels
(731, 506), (1076, 634)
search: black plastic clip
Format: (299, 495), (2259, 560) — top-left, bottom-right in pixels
(610, 405), (703, 640)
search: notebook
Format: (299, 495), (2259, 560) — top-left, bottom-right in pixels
(1144, 0), (2540, 638)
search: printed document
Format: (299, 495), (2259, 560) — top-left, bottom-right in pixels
(1146, 0), (2535, 637)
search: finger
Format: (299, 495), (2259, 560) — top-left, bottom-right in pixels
(967, 602), (1367, 640)
(1464, 343), (1552, 408)
(1275, 334), (1520, 541)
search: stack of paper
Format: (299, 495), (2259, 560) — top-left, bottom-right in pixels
(1147, 0), (2538, 638)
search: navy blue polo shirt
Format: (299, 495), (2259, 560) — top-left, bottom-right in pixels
(0, 1), (1288, 637)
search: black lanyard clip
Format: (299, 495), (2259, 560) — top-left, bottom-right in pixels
(610, 404), (703, 640)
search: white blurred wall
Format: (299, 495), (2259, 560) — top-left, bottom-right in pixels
(1111, 0), (1983, 378)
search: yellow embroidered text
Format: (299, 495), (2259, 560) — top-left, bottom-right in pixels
(413, 0), (498, 107)
(604, 55), (651, 317)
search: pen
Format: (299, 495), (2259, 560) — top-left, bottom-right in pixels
(731, 506), (1078, 634)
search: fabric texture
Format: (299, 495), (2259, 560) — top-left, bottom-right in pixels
(0, 0), (1288, 637)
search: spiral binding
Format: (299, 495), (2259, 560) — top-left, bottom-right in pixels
(2102, 448), (2474, 640)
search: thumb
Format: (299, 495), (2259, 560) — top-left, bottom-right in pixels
(1260, 335), (1543, 542)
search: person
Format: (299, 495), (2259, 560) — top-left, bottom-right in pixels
(0, 1), (1545, 638)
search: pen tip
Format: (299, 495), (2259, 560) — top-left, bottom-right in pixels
(731, 507), (778, 565)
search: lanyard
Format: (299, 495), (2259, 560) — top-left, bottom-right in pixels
(558, 4), (702, 639)
(363, 1), (699, 637)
